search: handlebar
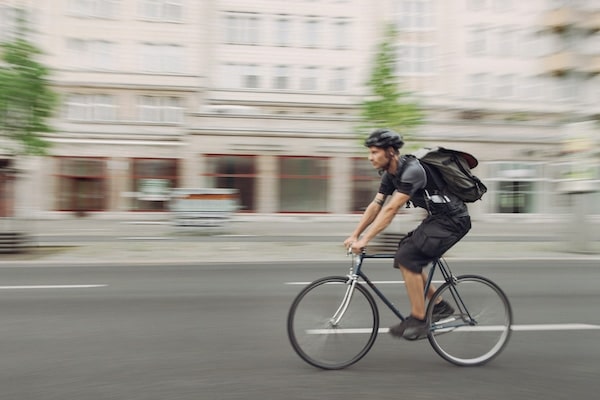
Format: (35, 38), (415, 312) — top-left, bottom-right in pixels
(346, 247), (366, 257)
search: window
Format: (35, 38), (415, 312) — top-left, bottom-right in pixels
(491, 0), (511, 12)
(303, 17), (320, 48)
(55, 157), (107, 212)
(139, 0), (182, 21)
(492, 26), (516, 58)
(140, 43), (184, 73)
(137, 96), (183, 123)
(300, 66), (319, 90)
(583, 75), (600, 105)
(394, 0), (434, 31)
(278, 157), (329, 212)
(68, 0), (119, 18)
(517, 76), (542, 100)
(274, 15), (291, 46)
(332, 18), (350, 49)
(494, 74), (514, 98)
(396, 44), (436, 75)
(466, 0), (487, 11)
(65, 94), (117, 121)
(330, 67), (348, 92)
(552, 161), (600, 214)
(67, 38), (116, 70)
(0, 6), (21, 42)
(519, 29), (545, 58)
(551, 75), (579, 103)
(204, 155), (257, 212)
(131, 159), (178, 211)
(487, 162), (545, 214)
(497, 181), (536, 213)
(224, 12), (260, 45)
(582, 32), (600, 55)
(273, 65), (291, 90)
(466, 73), (488, 98)
(466, 25), (487, 56)
(219, 63), (262, 89)
(242, 64), (260, 88)
(351, 158), (380, 213)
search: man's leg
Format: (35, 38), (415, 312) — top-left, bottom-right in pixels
(389, 264), (430, 340)
(423, 272), (437, 301)
(400, 265), (425, 319)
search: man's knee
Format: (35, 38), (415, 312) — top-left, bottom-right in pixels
(397, 262), (423, 274)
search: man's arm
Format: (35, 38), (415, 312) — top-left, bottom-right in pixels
(343, 193), (386, 248)
(350, 191), (410, 253)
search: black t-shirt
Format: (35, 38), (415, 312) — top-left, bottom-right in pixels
(378, 157), (465, 212)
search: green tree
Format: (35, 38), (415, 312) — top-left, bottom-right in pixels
(0, 12), (57, 156)
(360, 25), (423, 143)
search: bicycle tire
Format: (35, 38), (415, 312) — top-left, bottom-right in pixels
(287, 276), (379, 370)
(426, 274), (512, 366)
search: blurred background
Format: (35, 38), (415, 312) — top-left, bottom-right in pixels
(0, 0), (598, 227)
(1, 4), (600, 398)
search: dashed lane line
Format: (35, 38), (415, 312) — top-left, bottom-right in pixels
(0, 284), (108, 290)
(306, 324), (600, 335)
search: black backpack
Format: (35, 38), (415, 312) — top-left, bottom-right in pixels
(408, 147), (487, 203)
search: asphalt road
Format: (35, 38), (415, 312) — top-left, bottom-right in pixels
(33, 233), (561, 244)
(1, 260), (599, 400)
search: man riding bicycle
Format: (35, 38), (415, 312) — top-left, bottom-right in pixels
(344, 128), (471, 340)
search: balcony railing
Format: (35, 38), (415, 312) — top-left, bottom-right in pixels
(541, 7), (578, 32)
(541, 51), (579, 75)
(578, 10), (600, 32)
(580, 54), (600, 75)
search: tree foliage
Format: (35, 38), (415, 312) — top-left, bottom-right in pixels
(0, 15), (57, 156)
(360, 25), (423, 142)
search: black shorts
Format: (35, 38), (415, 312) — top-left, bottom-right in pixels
(394, 214), (471, 273)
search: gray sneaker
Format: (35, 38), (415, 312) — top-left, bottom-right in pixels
(432, 300), (454, 322)
(389, 316), (429, 341)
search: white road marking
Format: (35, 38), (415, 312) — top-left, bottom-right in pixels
(286, 280), (445, 285)
(305, 323), (600, 335)
(120, 237), (171, 240)
(217, 234), (257, 238)
(0, 284), (108, 290)
(511, 323), (600, 331)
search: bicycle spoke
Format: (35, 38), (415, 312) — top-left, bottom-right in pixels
(427, 275), (512, 366)
(287, 276), (379, 370)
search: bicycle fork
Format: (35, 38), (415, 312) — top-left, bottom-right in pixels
(329, 275), (359, 327)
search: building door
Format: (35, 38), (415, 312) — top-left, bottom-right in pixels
(56, 157), (107, 212)
(497, 181), (534, 213)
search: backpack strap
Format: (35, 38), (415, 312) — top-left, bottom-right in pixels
(421, 161), (448, 194)
(396, 154), (419, 208)
(394, 155), (414, 208)
(395, 154), (413, 179)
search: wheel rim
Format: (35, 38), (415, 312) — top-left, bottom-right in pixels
(287, 277), (379, 369)
(427, 276), (512, 366)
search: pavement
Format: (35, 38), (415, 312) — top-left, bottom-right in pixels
(1, 214), (599, 265)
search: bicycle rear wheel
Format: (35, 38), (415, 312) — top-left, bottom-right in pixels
(427, 275), (512, 366)
(287, 276), (379, 370)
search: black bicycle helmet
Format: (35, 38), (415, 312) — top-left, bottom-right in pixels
(364, 128), (404, 149)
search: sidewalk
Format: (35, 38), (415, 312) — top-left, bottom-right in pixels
(1, 215), (599, 265)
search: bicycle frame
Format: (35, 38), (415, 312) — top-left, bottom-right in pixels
(288, 250), (513, 369)
(344, 252), (464, 323)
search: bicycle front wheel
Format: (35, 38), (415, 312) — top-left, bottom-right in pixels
(287, 276), (379, 370)
(427, 275), (512, 366)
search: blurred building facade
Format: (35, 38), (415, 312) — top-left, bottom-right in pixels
(0, 0), (598, 219)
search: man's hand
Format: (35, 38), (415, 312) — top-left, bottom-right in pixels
(343, 236), (358, 249)
(350, 238), (368, 255)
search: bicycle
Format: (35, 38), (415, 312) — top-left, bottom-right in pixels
(287, 250), (512, 369)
